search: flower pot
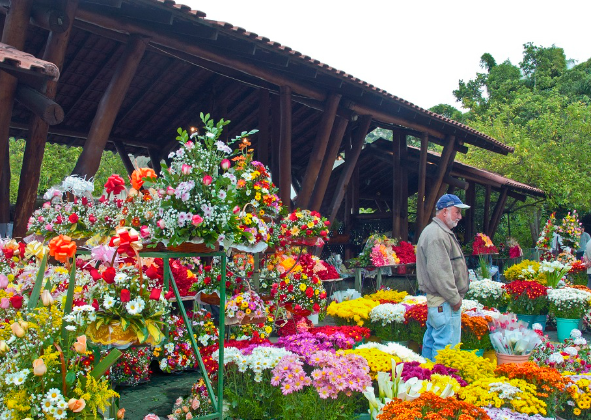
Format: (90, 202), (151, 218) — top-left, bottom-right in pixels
(307, 313), (319, 325)
(495, 352), (531, 366)
(556, 317), (581, 342)
(483, 349), (497, 364)
(533, 314), (548, 332)
(515, 314), (536, 328)
(463, 348), (484, 357)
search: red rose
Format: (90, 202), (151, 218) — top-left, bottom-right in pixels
(164, 290), (175, 300)
(88, 214), (97, 224)
(319, 292), (327, 299)
(91, 299), (99, 311)
(324, 221), (330, 226)
(120, 289), (131, 302)
(10, 295), (23, 309)
(301, 225), (307, 230)
(313, 303), (320, 312)
(145, 266), (159, 279)
(149, 289), (162, 300)
(306, 287), (314, 298)
(55, 215), (63, 224)
(203, 276), (211, 285)
(102, 267), (116, 284)
(287, 284), (294, 292)
(89, 269), (102, 281)
(68, 213), (79, 223)
(289, 213), (298, 222)
(306, 230), (312, 236)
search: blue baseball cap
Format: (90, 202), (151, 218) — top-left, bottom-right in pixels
(436, 194), (470, 211)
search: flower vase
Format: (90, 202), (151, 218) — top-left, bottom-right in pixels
(556, 317), (581, 342)
(515, 314), (536, 328)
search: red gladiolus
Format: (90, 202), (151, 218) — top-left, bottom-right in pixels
(102, 267), (116, 284)
(10, 295), (23, 309)
(68, 213), (79, 223)
(120, 289), (131, 302)
(149, 289), (162, 300)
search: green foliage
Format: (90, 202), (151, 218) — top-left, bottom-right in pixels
(8, 138), (128, 203)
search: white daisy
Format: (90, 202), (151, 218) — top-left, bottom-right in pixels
(46, 388), (61, 402)
(114, 273), (128, 284)
(40, 397), (53, 412)
(103, 296), (115, 310)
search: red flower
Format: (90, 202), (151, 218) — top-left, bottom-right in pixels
(68, 213), (79, 223)
(305, 286), (314, 298)
(102, 267), (116, 284)
(164, 290), (175, 300)
(149, 289), (162, 300)
(91, 298), (99, 311)
(104, 174), (126, 195)
(9, 295), (23, 309)
(120, 289), (131, 302)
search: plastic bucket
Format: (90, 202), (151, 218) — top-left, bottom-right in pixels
(515, 314), (535, 328)
(556, 317), (581, 342)
(307, 313), (319, 325)
(463, 349), (484, 357)
(534, 314), (548, 332)
(495, 352), (531, 366)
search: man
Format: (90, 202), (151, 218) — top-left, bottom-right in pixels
(416, 194), (470, 361)
(577, 226), (590, 259)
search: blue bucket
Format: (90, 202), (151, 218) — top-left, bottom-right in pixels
(515, 314), (536, 328)
(556, 317), (580, 342)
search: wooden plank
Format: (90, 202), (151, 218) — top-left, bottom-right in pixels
(423, 135), (456, 227)
(257, 89), (270, 166)
(328, 115), (372, 223)
(465, 182), (475, 242)
(14, 85), (64, 125)
(351, 165), (360, 215)
(309, 117), (348, 211)
(113, 141), (135, 176)
(392, 130), (409, 239)
(278, 85), (292, 210)
(296, 92), (341, 208)
(12, 0), (78, 240)
(0, 0), (33, 188)
(483, 184), (491, 235)
(489, 187), (509, 238)
(415, 132), (428, 240)
(72, 34), (148, 177)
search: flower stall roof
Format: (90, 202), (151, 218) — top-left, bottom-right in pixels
(0, 42), (60, 82)
(4, 0), (513, 157)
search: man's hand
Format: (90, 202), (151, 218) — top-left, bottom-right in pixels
(452, 299), (462, 312)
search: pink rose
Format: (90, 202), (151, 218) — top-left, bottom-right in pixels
(221, 159), (231, 170)
(37, 216), (44, 222)
(140, 225), (150, 238)
(181, 164), (192, 175)
(202, 175), (213, 186)
(233, 206), (240, 214)
(157, 219), (166, 229)
(0, 274), (8, 289)
(42, 202), (51, 209)
(166, 186), (175, 195)
(143, 415), (160, 420)
(45, 224), (53, 231)
(191, 214), (203, 226)
(0, 298), (9, 308)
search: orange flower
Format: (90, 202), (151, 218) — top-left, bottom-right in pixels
(73, 335), (87, 354)
(495, 361), (570, 401)
(377, 393), (488, 420)
(130, 167), (156, 190)
(48, 235), (77, 263)
(68, 398), (86, 412)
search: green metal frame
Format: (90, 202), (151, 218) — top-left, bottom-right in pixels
(78, 249), (226, 419)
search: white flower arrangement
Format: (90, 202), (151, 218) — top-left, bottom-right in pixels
(214, 346), (295, 382)
(465, 279), (507, 308)
(547, 287), (591, 319)
(369, 303), (406, 326)
(540, 260), (571, 288)
(460, 299), (484, 312)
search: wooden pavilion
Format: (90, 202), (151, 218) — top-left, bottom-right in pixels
(0, 0), (537, 243)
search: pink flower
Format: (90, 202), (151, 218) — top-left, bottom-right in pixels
(181, 164), (192, 175)
(140, 225), (151, 238)
(221, 159), (231, 170)
(0, 298), (9, 309)
(37, 216), (44, 222)
(0, 274), (9, 289)
(157, 219), (166, 229)
(45, 224), (53, 231)
(233, 206), (240, 214)
(202, 175), (213, 186)
(166, 186), (175, 195)
(185, 141), (194, 149)
(191, 214), (204, 226)
(143, 415), (160, 420)
(42, 202), (51, 209)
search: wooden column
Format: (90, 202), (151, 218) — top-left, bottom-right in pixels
(483, 184), (491, 235)
(113, 141), (135, 176)
(271, 94), (280, 187)
(489, 187), (509, 238)
(328, 115), (372, 224)
(0, 0), (33, 186)
(296, 93), (341, 208)
(72, 34), (148, 177)
(148, 147), (161, 171)
(423, 135), (456, 227)
(465, 182), (476, 242)
(257, 89), (270, 166)
(415, 132), (429, 240)
(278, 85), (292, 210)
(0, 143), (9, 227)
(13, 0), (78, 240)
(309, 117), (348, 211)
(392, 130), (409, 240)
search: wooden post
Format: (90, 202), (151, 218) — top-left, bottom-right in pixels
(489, 187), (509, 238)
(309, 117), (348, 211)
(257, 89), (270, 166)
(465, 182), (475, 242)
(327, 115), (372, 224)
(148, 147), (161, 171)
(392, 130), (409, 239)
(415, 132), (429, 240)
(423, 135), (456, 227)
(12, 0), (78, 240)
(483, 184), (491, 235)
(72, 34), (148, 177)
(113, 141), (135, 176)
(351, 166), (359, 216)
(0, 0), (33, 186)
(0, 143), (9, 227)
(296, 93), (341, 209)
(278, 85), (292, 210)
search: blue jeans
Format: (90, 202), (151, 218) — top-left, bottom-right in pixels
(422, 302), (461, 362)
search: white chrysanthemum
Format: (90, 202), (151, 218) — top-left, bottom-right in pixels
(103, 295), (115, 310)
(114, 273), (128, 284)
(548, 352), (564, 364)
(357, 341), (426, 363)
(564, 346), (578, 356)
(53, 405), (67, 419)
(60, 175), (94, 197)
(40, 397), (54, 413)
(574, 337), (587, 345)
(370, 303), (406, 325)
(571, 329), (583, 338)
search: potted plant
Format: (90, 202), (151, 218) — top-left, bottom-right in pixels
(465, 278), (508, 310)
(460, 312), (493, 355)
(503, 280), (548, 327)
(547, 287), (591, 341)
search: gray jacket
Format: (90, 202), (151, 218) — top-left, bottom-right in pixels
(416, 217), (469, 307)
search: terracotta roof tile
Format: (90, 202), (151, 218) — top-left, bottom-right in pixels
(0, 42), (59, 81)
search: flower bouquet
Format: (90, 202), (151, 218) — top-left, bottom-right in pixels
(472, 233), (498, 255)
(279, 209), (330, 246)
(167, 379), (214, 419)
(225, 290), (270, 325)
(465, 278), (508, 309)
(149, 114), (258, 249)
(539, 259), (571, 288)
(556, 210), (583, 250)
(503, 280), (548, 315)
(461, 312), (493, 351)
(488, 314), (542, 355)
(547, 287), (591, 319)
(570, 260), (588, 286)
(391, 241), (416, 264)
(537, 212), (556, 250)
(369, 303), (408, 343)
(86, 263), (172, 346)
(107, 345), (153, 386)
(348, 234), (399, 268)
(326, 298), (379, 327)
(503, 259), (542, 282)
(269, 269), (328, 316)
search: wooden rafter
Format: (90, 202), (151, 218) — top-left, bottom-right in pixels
(415, 132), (428, 240)
(279, 85), (292, 209)
(257, 89), (270, 165)
(489, 187), (509, 238)
(422, 135), (456, 227)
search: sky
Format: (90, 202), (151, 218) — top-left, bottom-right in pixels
(182, 0), (591, 110)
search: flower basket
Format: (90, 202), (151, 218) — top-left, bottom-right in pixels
(197, 291), (221, 306)
(86, 321), (147, 347)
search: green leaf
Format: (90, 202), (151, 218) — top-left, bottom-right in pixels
(65, 371), (76, 385)
(120, 317), (129, 331)
(89, 349), (122, 379)
(27, 253), (48, 310)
